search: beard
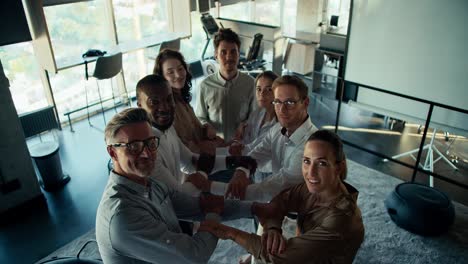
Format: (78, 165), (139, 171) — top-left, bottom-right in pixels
(150, 111), (174, 131)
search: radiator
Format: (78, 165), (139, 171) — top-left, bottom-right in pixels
(19, 106), (59, 138)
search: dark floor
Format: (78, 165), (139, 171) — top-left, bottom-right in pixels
(0, 109), (121, 264)
(308, 91), (468, 204)
(0, 74), (466, 264)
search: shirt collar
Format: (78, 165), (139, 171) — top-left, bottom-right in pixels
(281, 116), (315, 145)
(217, 70), (239, 86)
(152, 125), (172, 137)
(109, 170), (148, 196)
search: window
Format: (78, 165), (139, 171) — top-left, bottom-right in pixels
(113, 0), (169, 43)
(219, 1), (251, 22)
(253, 0), (280, 26)
(218, 0), (280, 26)
(42, 0), (173, 121)
(180, 11), (211, 63)
(15, 0), (188, 124)
(281, 0), (297, 36)
(44, 1), (112, 63)
(43, 1), (114, 121)
(0, 43), (48, 115)
(113, 0), (171, 100)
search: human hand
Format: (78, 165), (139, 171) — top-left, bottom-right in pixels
(261, 228), (286, 256)
(199, 193), (224, 215)
(228, 141), (244, 156)
(203, 123), (217, 140)
(199, 220), (233, 240)
(233, 122), (248, 141)
(226, 170), (251, 200)
(214, 136), (226, 146)
(186, 172), (211, 192)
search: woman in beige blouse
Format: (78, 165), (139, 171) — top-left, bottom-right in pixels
(153, 49), (224, 154)
(200, 130), (365, 263)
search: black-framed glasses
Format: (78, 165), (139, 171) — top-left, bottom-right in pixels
(109, 136), (160, 155)
(271, 99), (302, 109)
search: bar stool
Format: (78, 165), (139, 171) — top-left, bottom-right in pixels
(85, 52), (123, 127)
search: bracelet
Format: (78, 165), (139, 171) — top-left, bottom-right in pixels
(235, 166), (250, 179)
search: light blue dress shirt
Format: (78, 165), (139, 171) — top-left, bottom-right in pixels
(96, 171), (252, 264)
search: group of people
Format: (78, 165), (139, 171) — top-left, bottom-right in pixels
(96, 28), (365, 264)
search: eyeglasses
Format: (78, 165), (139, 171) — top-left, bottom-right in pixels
(109, 136), (160, 155)
(271, 99), (302, 109)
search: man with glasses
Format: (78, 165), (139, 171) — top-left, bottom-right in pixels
(136, 74), (256, 198)
(96, 108), (254, 263)
(191, 75), (317, 202)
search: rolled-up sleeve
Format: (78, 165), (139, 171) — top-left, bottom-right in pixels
(242, 226), (344, 264)
(268, 226), (344, 264)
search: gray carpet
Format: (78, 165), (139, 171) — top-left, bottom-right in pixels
(36, 160), (468, 263)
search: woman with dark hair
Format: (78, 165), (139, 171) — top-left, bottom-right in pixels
(222, 70), (279, 183)
(154, 49), (223, 154)
(200, 130), (365, 263)
(231, 71), (279, 145)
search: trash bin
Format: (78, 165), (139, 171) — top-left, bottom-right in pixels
(29, 141), (70, 191)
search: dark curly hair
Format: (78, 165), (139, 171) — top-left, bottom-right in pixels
(153, 49), (192, 103)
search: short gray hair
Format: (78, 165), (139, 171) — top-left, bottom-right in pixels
(104, 108), (150, 144)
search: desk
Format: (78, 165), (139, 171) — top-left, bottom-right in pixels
(283, 30), (320, 43)
(313, 48), (357, 101)
(55, 32), (187, 71)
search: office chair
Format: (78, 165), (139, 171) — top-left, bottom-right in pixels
(85, 52), (122, 128)
(330, 15), (339, 27)
(239, 33), (265, 72)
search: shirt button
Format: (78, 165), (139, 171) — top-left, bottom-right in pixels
(166, 239), (171, 244)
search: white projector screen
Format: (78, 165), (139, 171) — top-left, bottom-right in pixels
(345, 0), (468, 115)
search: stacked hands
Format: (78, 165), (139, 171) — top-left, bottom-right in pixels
(187, 156), (258, 200)
(192, 153), (286, 259)
(193, 123), (225, 156)
(199, 202), (287, 258)
(228, 121), (247, 156)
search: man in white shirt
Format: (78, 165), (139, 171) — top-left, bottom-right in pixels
(136, 74), (255, 197)
(189, 75), (317, 202)
(96, 108), (254, 263)
(195, 28), (255, 140)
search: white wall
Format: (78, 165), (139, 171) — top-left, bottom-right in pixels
(345, 0), (468, 130)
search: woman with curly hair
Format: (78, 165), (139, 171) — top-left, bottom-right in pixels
(154, 49), (223, 154)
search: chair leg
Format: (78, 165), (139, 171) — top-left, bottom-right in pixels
(96, 80), (106, 125)
(110, 78), (117, 113)
(85, 82), (92, 127)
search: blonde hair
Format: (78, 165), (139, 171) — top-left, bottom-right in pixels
(104, 108), (149, 144)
